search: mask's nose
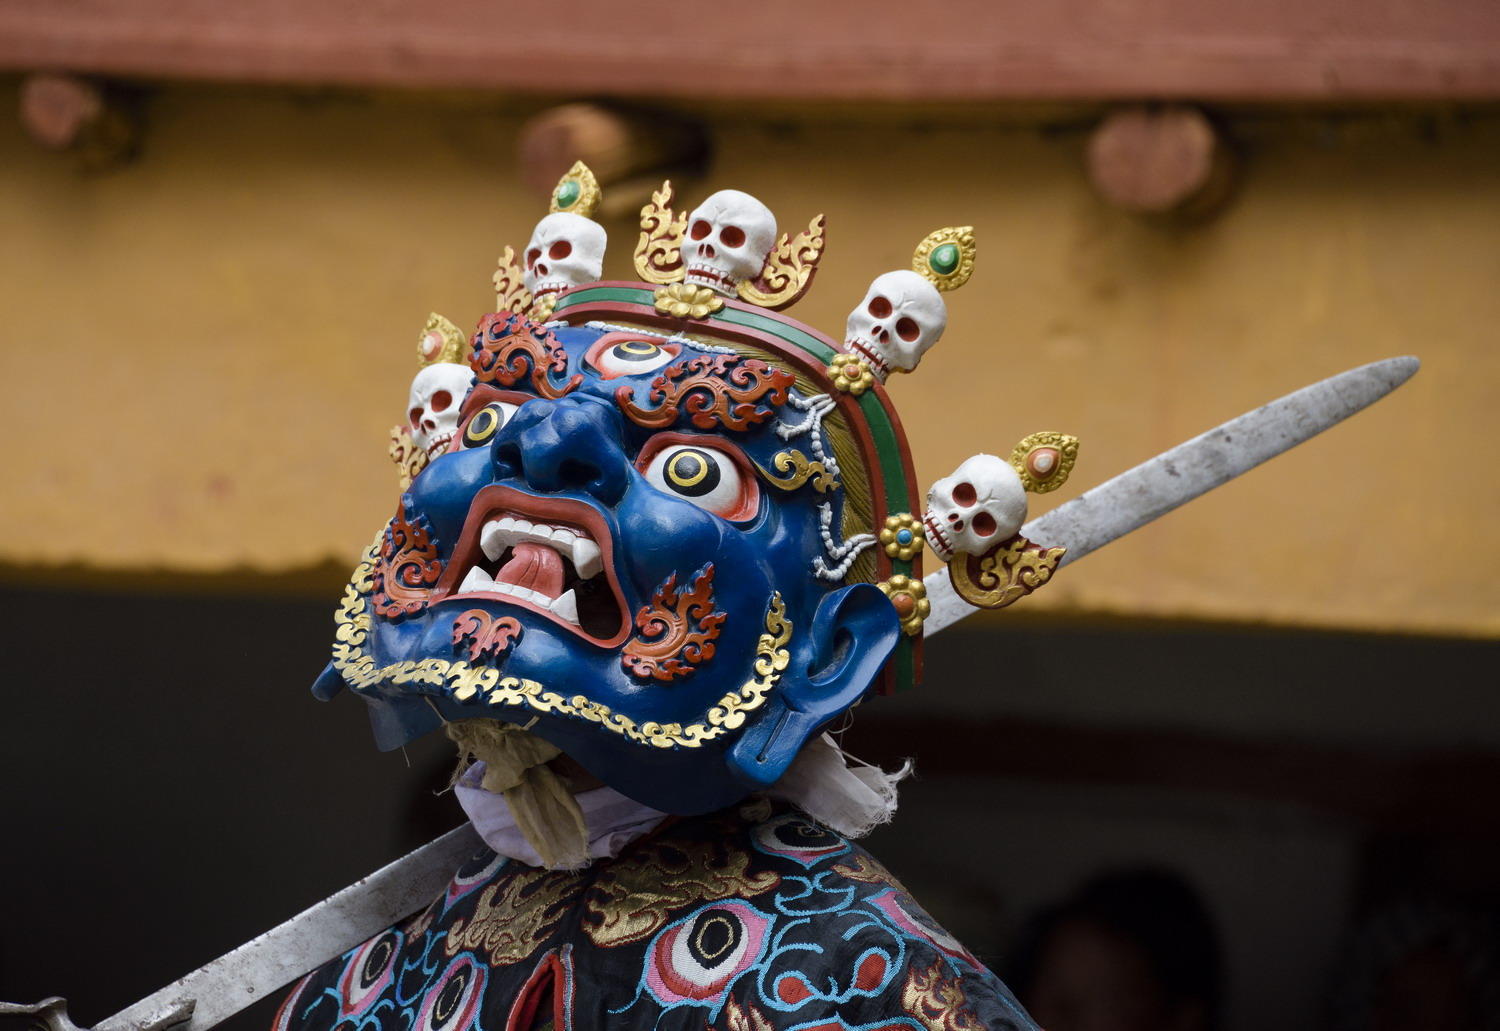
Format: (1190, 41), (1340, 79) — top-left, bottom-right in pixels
(493, 395), (631, 506)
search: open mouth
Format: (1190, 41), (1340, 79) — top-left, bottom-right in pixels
(532, 279), (571, 298)
(684, 265), (736, 292)
(923, 511), (953, 562)
(424, 430), (455, 459)
(845, 336), (891, 378)
(434, 487), (628, 644)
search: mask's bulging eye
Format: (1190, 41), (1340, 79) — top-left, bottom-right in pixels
(460, 401), (518, 448)
(586, 336), (679, 377)
(665, 448), (720, 496)
(643, 443), (756, 520)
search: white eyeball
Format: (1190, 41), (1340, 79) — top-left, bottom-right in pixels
(643, 443), (755, 519)
(459, 400), (519, 449)
(588, 336), (678, 377)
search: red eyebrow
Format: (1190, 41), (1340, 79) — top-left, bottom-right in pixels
(616, 354), (795, 432)
(470, 312), (581, 400)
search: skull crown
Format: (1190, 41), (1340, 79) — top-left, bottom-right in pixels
(681, 189), (778, 296)
(523, 212), (606, 299)
(837, 226), (974, 381)
(406, 362), (473, 458)
(922, 454), (1028, 563)
(844, 270), (948, 380)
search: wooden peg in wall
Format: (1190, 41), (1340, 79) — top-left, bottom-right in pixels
(19, 73), (138, 168)
(517, 103), (709, 219)
(1086, 106), (1234, 218)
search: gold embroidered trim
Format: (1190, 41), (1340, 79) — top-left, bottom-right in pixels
(331, 543), (792, 749)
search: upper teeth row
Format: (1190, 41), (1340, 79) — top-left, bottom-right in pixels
(480, 517), (603, 579)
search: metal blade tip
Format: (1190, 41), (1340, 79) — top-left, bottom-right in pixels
(1373, 355), (1421, 386)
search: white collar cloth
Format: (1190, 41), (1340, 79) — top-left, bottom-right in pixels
(454, 761), (669, 869)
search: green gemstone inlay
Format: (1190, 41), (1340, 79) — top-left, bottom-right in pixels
(929, 242), (960, 275)
(555, 180), (581, 209)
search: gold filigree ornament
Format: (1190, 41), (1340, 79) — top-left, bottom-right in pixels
(737, 214), (827, 310)
(549, 160), (601, 218)
(877, 574), (930, 637)
(634, 180), (689, 285)
(443, 865), (575, 965)
(654, 282), (724, 320)
(879, 513), (924, 561)
(756, 449), (838, 493)
(828, 354), (875, 395)
(416, 312), (468, 365)
(913, 226), (977, 292)
(388, 426), (428, 490)
(584, 836), (780, 948)
(528, 292), (558, 321)
(902, 958), (988, 1031)
(330, 539), (793, 749)
(492, 245), (533, 314)
(1011, 431), (1079, 493)
(947, 535), (1066, 610)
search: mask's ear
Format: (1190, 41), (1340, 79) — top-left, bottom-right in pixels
(727, 583), (900, 792)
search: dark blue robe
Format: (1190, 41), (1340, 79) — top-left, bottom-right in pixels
(274, 800), (1038, 1031)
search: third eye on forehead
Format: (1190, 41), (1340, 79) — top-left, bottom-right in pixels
(586, 336), (679, 378)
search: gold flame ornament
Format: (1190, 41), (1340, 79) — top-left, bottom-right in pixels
(912, 226), (976, 292)
(1011, 431), (1080, 494)
(738, 214), (827, 310)
(635, 181), (689, 286)
(947, 537), (1066, 611)
(549, 160), (601, 218)
(417, 312), (468, 365)
(493, 245), (532, 315)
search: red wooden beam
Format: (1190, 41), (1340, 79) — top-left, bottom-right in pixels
(3, 0), (1499, 100)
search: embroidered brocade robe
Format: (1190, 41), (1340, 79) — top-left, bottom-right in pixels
(274, 801), (1039, 1031)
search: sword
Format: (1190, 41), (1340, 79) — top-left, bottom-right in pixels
(1, 357), (1417, 1031)
(923, 356), (1419, 636)
(0, 824), (482, 1031)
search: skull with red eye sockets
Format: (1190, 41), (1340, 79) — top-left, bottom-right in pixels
(680, 190), (777, 297)
(638, 435), (760, 522)
(522, 212), (606, 297)
(843, 269), (948, 380)
(407, 363), (474, 458)
(922, 453), (1028, 563)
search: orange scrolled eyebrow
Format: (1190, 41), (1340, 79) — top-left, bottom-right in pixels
(470, 312), (581, 400)
(615, 353), (795, 432)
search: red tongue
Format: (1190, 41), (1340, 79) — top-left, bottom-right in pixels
(495, 542), (565, 599)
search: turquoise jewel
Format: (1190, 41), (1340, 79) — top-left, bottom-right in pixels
(896, 528), (914, 545)
(929, 242), (960, 275)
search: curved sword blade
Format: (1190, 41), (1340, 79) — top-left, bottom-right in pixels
(91, 823), (482, 1031)
(924, 356), (1419, 636)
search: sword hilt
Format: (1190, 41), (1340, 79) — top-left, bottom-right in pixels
(0, 997), (194, 1031)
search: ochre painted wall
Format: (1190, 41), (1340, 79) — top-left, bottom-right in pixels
(2, 86), (1496, 635)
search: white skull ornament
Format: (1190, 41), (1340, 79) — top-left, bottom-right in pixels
(922, 453), (1028, 562)
(407, 362), (472, 459)
(681, 190), (777, 296)
(844, 270), (948, 380)
(523, 213), (606, 299)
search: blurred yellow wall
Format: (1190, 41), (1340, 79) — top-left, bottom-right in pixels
(2, 85), (1496, 635)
